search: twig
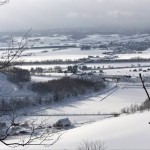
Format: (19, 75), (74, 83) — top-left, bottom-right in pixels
(139, 73), (150, 101)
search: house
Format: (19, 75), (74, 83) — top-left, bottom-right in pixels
(53, 118), (71, 128)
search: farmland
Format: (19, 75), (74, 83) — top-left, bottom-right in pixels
(1, 33), (150, 149)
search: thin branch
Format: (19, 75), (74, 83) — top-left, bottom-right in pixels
(0, 28), (31, 70)
(139, 73), (150, 101)
(0, 110), (62, 147)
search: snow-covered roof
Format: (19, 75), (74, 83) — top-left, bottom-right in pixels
(55, 118), (71, 126)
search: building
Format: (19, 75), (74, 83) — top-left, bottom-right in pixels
(54, 118), (71, 128)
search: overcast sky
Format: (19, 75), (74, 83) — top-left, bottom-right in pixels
(0, 0), (150, 32)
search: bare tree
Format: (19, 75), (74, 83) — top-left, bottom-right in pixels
(78, 140), (106, 150)
(0, 1), (63, 147)
(0, 102), (62, 147)
(0, 29), (31, 70)
(0, 32), (63, 147)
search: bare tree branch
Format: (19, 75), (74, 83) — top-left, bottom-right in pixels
(0, 0), (62, 145)
(0, 109), (62, 147)
(0, 28), (32, 70)
(78, 140), (106, 150)
(139, 73), (150, 101)
(0, 28), (62, 147)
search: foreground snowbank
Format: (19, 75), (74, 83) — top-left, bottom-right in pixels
(50, 111), (150, 150)
(1, 111), (150, 150)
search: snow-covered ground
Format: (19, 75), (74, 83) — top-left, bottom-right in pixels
(0, 48), (108, 62)
(117, 48), (150, 60)
(1, 33), (150, 149)
(79, 33), (150, 44)
(0, 71), (149, 149)
(0, 73), (36, 101)
(1, 111), (150, 150)
(45, 111), (150, 150)
(31, 73), (73, 82)
(49, 111), (150, 150)
(27, 82), (147, 116)
(17, 64), (73, 70)
(31, 75), (62, 82)
(2, 45), (150, 62)
(18, 48), (150, 61)
(103, 67), (150, 77)
(2, 33), (150, 62)
(16, 62), (150, 71)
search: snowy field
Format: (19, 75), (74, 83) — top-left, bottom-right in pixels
(86, 62), (150, 68)
(1, 111), (150, 150)
(2, 46), (150, 62)
(0, 48), (109, 62)
(2, 33), (150, 62)
(80, 33), (150, 44)
(31, 75), (62, 82)
(0, 73), (36, 101)
(1, 81), (149, 150)
(17, 64), (73, 70)
(1, 46), (150, 63)
(30, 73), (72, 82)
(0, 68), (150, 150)
(47, 111), (150, 150)
(103, 67), (150, 77)
(16, 62), (150, 71)
(1, 33), (150, 149)
(117, 48), (150, 60)
(41, 111), (150, 150)
(27, 82), (147, 116)
(18, 48), (150, 61)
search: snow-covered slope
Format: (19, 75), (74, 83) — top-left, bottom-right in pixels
(0, 73), (36, 101)
(50, 111), (150, 150)
(1, 111), (150, 150)
(29, 82), (147, 115)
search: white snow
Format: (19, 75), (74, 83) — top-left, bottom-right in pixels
(1, 33), (150, 149)
(103, 67), (150, 77)
(25, 82), (147, 116)
(1, 111), (150, 150)
(31, 75), (61, 82)
(48, 111), (150, 150)
(0, 73), (36, 101)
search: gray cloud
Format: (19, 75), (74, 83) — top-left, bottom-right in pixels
(0, 0), (150, 32)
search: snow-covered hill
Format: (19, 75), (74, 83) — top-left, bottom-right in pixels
(50, 111), (150, 150)
(1, 111), (150, 150)
(0, 73), (36, 102)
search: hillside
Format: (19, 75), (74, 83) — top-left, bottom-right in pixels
(1, 111), (150, 150)
(50, 111), (150, 150)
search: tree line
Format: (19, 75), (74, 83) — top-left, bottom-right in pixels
(31, 77), (105, 103)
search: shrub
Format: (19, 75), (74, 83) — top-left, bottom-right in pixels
(78, 140), (105, 150)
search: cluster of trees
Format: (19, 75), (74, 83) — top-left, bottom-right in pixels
(67, 65), (78, 73)
(78, 140), (105, 150)
(6, 67), (31, 83)
(30, 65), (78, 74)
(30, 66), (63, 74)
(31, 77), (105, 103)
(121, 99), (150, 114)
(123, 41), (150, 51)
(18, 59), (80, 65)
(30, 67), (44, 74)
(0, 97), (33, 113)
